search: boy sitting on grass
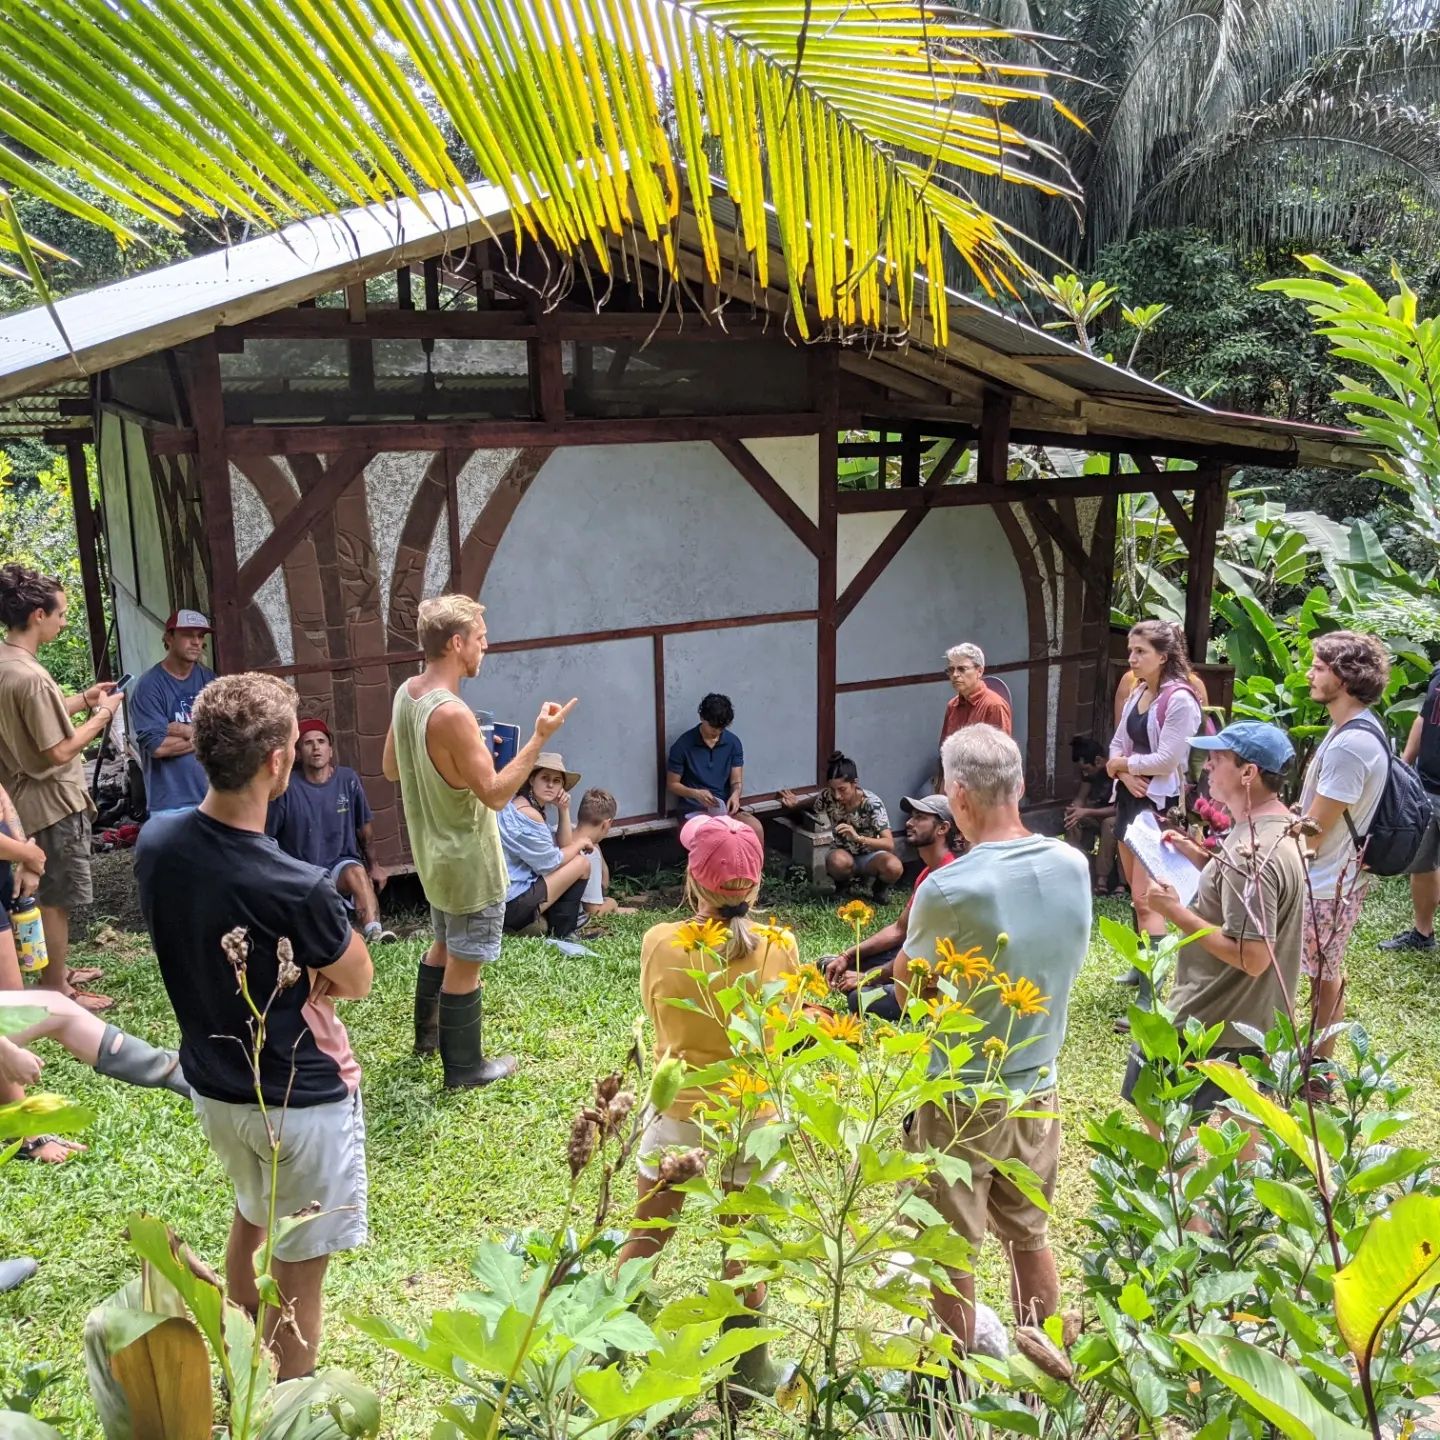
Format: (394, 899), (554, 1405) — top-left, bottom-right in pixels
(574, 788), (637, 919)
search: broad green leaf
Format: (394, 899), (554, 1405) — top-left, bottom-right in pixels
(1118, 1279), (1154, 1322)
(1193, 1062), (1322, 1177)
(1254, 1177), (1316, 1228)
(1333, 1193), (1440, 1364)
(1346, 1147), (1432, 1196)
(1174, 1333), (1369, 1440)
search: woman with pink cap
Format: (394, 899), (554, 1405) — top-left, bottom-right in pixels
(618, 813), (795, 1392)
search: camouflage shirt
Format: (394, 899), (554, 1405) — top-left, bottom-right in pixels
(811, 788), (891, 854)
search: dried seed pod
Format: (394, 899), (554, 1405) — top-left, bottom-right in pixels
(604, 1090), (636, 1134)
(220, 926), (250, 971)
(275, 936), (301, 990)
(658, 1147), (706, 1186)
(594, 1072), (622, 1107)
(1015, 1326), (1074, 1382)
(567, 1113), (598, 1178)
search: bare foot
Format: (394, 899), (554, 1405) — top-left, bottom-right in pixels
(68, 967), (105, 986)
(17, 1135), (87, 1164)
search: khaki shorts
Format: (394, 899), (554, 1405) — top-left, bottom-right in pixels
(906, 1089), (1060, 1253)
(33, 811), (93, 910)
(431, 899), (504, 963)
(637, 1111), (781, 1188)
(192, 1089), (368, 1262)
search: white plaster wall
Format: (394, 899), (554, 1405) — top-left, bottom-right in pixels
(663, 621), (817, 799)
(742, 436), (819, 523)
(123, 421), (172, 620)
(837, 512), (903, 594)
(481, 442), (816, 640)
(230, 464), (294, 666)
(99, 413), (134, 595)
(836, 505), (1029, 684)
(461, 637), (657, 818)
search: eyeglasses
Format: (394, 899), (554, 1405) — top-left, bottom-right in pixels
(946, 664), (976, 676)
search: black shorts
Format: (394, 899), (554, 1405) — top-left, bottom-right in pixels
(1121, 1045), (1268, 1119)
(504, 874), (548, 932)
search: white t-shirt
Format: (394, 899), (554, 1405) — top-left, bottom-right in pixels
(1299, 715), (1390, 899)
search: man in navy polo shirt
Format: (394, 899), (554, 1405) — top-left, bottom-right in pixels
(665, 693), (762, 838)
(130, 608), (217, 815)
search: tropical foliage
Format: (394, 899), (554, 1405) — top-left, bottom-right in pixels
(960, 0), (1440, 266)
(0, 0), (1080, 340)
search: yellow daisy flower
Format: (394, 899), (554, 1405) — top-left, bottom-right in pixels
(781, 965), (828, 1001)
(935, 937), (993, 984)
(982, 1036), (1008, 1061)
(719, 1071), (770, 1102)
(753, 915), (795, 948)
(676, 917), (730, 953)
(836, 899), (875, 928)
(997, 974), (1050, 1017)
(924, 997), (974, 1021)
(818, 1011), (865, 1046)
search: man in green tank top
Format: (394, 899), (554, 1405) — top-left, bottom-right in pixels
(384, 595), (576, 1088)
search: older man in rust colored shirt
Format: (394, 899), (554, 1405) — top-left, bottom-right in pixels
(939, 642), (1012, 743)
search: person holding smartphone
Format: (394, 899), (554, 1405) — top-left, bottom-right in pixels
(0, 564), (122, 1015)
(130, 609), (217, 816)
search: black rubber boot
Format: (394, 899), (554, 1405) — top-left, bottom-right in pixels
(722, 1310), (785, 1409)
(95, 1025), (191, 1098)
(439, 990), (516, 1089)
(414, 963), (443, 1056)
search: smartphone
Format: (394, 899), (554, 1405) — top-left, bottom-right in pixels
(113, 673), (133, 691)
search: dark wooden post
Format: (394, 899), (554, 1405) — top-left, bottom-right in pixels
(978, 390), (1013, 486)
(1184, 468), (1229, 664)
(188, 337), (243, 668)
(64, 441), (110, 679)
(815, 348), (839, 772)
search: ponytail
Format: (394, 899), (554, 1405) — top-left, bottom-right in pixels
(684, 873), (759, 964)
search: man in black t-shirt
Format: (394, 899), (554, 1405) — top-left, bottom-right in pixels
(135, 673), (373, 1380)
(1382, 666), (1440, 952)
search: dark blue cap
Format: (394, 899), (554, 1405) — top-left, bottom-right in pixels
(1191, 721), (1295, 772)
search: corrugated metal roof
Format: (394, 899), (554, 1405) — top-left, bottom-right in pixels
(0, 184), (515, 405)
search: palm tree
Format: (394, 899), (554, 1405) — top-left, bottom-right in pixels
(0, 0), (1078, 339)
(962, 0), (1440, 266)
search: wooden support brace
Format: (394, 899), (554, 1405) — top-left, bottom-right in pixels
(978, 390), (1013, 486)
(65, 440), (111, 679)
(186, 338), (243, 669)
(712, 435), (822, 556)
(1184, 471), (1229, 663)
(1023, 498), (1094, 583)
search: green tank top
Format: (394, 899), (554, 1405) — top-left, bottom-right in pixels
(391, 684), (506, 916)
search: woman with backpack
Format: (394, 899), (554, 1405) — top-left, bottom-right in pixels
(1107, 621), (1205, 1016)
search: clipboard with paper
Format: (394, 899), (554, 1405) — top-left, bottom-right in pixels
(1121, 810), (1202, 905)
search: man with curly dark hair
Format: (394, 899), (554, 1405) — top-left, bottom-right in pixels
(0, 563), (121, 1018)
(1299, 630), (1391, 1066)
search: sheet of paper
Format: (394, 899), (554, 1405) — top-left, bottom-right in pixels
(1121, 809), (1202, 906)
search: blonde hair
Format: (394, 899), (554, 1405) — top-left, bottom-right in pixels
(684, 872), (760, 965)
(418, 594), (485, 659)
(942, 723), (1023, 807)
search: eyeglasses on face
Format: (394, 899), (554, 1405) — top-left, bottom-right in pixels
(946, 664), (976, 676)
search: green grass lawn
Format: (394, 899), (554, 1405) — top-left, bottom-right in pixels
(3, 871), (1438, 1435)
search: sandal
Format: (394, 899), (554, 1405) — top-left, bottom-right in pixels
(15, 1135), (86, 1164)
(67, 991), (114, 1013)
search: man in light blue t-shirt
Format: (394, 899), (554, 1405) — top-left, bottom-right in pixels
(895, 723), (1091, 1354)
(130, 609), (216, 815)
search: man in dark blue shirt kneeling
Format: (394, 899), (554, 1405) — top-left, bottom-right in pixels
(665, 692), (762, 839)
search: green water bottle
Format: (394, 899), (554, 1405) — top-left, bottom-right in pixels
(8, 897), (48, 974)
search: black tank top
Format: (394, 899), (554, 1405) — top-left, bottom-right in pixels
(1125, 697), (1150, 751)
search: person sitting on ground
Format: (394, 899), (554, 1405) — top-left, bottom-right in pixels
(267, 717), (395, 945)
(137, 673), (375, 1382)
(572, 788), (637, 919)
(129, 608), (216, 816)
(1133, 721), (1306, 1137)
(666, 693), (763, 839)
(617, 813), (796, 1396)
(819, 794), (957, 1019)
(1065, 736), (1119, 894)
(895, 724), (1091, 1353)
(780, 751), (904, 902)
(498, 752), (595, 939)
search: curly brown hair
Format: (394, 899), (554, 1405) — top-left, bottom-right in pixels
(1128, 619), (1192, 687)
(193, 673), (298, 793)
(0, 564), (63, 631)
(1312, 630), (1390, 706)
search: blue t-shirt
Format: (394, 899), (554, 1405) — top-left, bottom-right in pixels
(130, 661), (215, 813)
(666, 725), (744, 814)
(904, 834), (1091, 1093)
(266, 766), (373, 869)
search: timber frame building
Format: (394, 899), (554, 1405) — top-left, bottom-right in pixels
(0, 184), (1365, 868)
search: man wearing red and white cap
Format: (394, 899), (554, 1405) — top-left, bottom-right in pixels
(130, 609), (216, 815)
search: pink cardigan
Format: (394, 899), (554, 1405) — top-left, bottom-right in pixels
(1110, 681), (1202, 803)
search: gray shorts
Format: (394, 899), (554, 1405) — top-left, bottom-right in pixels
(192, 1090), (368, 1262)
(431, 898), (504, 963)
(1409, 793), (1440, 874)
(33, 811), (93, 910)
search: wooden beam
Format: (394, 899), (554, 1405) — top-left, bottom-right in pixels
(815, 348), (839, 771)
(834, 645), (1107, 693)
(835, 471), (1197, 511)
(978, 391), (1013, 486)
(532, 336), (566, 424)
(1185, 472), (1230, 663)
(65, 441), (110, 679)
(653, 633), (667, 814)
(185, 338), (242, 668)
(205, 412), (823, 456)
(834, 438), (967, 627)
(234, 449), (374, 603)
(713, 435), (821, 556)
(1154, 487), (1196, 548)
(1023, 498), (1093, 582)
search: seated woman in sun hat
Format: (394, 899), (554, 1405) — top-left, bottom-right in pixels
(497, 750), (596, 939)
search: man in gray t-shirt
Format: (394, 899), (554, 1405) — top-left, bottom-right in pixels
(895, 724), (1091, 1354)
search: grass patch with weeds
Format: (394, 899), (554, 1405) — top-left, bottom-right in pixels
(1, 870), (1436, 1435)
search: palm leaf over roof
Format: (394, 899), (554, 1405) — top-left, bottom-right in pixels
(0, 0), (1080, 342)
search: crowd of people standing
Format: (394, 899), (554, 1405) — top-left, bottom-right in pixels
(0, 549), (1429, 1385)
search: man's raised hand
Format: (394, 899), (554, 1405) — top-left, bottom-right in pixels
(535, 697), (578, 741)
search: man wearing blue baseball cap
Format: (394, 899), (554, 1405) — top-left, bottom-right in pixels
(1123, 721), (1308, 1120)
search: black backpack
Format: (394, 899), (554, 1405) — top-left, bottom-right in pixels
(1337, 714), (1432, 877)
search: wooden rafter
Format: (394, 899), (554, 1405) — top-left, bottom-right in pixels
(712, 436), (822, 556)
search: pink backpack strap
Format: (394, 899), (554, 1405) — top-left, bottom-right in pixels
(1153, 680), (1211, 737)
